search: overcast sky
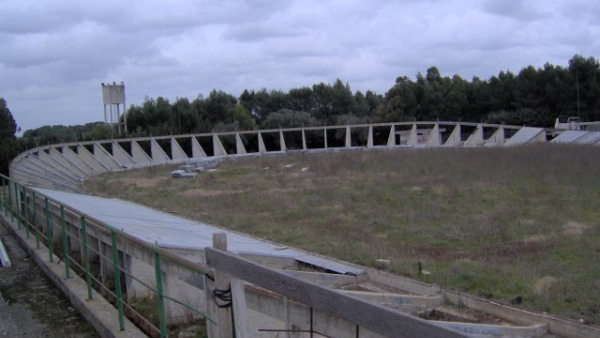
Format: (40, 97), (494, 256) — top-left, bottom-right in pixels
(1, 0), (598, 133)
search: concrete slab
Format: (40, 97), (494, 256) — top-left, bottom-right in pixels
(550, 130), (588, 144)
(505, 127), (546, 145)
(33, 188), (364, 276)
(573, 131), (600, 145)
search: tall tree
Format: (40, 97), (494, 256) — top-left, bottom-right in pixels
(0, 98), (18, 176)
(569, 55), (600, 121)
(0, 98), (17, 139)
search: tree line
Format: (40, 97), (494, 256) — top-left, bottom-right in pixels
(3, 54), (599, 176)
(119, 54), (598, 137)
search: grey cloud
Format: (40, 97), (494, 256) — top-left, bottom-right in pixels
(1, 0), (597, 133)
(482, 0), (549, 22)
(224, 23), (306, 42)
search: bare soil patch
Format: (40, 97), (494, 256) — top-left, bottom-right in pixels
(181, 188), (246, 198)
(114, 176), (169, 188)
(563, 221), (589, 235)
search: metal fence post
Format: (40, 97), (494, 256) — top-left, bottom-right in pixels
(15, 184), (22, 230)
(7, 179), (13, 221)
(45, 198), (53, 262)
(0, 176), (8, 215)
(110, 231), (125, 331)
(80, 216), (93, 300)
(32, 191), (39, 249)
(24, 192), (30, 239)
(154, 251), (167, 337)
(0, 176), (3, 214)
(60, 205), (71, 279)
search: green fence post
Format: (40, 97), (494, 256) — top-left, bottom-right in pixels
(80, 216), (93, 300)
(1, 177), (5, 216)
(15, 184), (22, 230)
(32, 191), (39, 249)
(24, 192), (30, 239)
(60, 206), (70, 279)
(110, 232), (125, 331)
(7, 179), (13, 221)
(0, 177), (3, 214)
(45, 198), (53, 262)
(154, 251), (167, 337)
(0, 176), (8, 216)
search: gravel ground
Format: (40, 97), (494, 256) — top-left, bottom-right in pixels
(0, 223), (98, 337)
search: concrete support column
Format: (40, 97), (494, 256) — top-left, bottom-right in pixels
(258, 133), (267, 154)
(301, 129), (307, 150)
(279, 131), (286, 152)
(345, 126), (351, 148)
(407, 124), (418, 146)
(367, 126), (374, 148)
(236, 133), (247, 155)
(387, 125), (396, 147)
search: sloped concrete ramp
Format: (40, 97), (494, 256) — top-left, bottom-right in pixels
(34, 188), (364, 276)
(550, 130), (588, 143)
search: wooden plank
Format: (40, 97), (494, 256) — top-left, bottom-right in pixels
(205, 248), (467, 338)
(231, 277), (250, 338)
(212, 234), (233, 338)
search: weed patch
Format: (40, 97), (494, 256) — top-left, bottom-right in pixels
(84, 144), (600, 324)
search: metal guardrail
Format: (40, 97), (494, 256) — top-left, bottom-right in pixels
(0, 174), (215, 337)
(1, 172), (472, 337)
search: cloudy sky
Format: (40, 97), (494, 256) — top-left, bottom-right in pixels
(1, 0), (598, 133)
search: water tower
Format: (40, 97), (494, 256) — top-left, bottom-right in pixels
(101, 82), (127, 134)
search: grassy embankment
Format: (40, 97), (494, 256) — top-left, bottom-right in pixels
(84, 144), (600, 324)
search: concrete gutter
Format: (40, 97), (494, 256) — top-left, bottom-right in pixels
(432, 322), (548, 338)
(0, 214), (146, 338)
(443, 289), (600, 338)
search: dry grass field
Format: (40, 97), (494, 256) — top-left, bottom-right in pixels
(84, 144), (600, 325)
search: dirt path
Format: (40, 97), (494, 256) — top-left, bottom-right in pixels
(0, 223), (98, 337)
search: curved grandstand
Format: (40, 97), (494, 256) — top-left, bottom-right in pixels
(4, 121), (600, 337)
(10, 121), (584, 191)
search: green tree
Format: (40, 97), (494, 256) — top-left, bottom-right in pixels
(374, 76), (418, 122)
(0, 98), (18, 176)
(239, 89), (272, 122)
(203, 90), (238, 126)
(312, 82), (335, 122)
(0, 98), (17, 139)
(569, 55), (600, 121)
(331, 79), (354, 116)
(351, 91), (371, 116)
(261, 109), (319, 129)
(232, 104), (257, 130)
(288, 87), (314, 112)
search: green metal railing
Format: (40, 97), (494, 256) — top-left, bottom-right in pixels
(0, 174), (216, 337)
